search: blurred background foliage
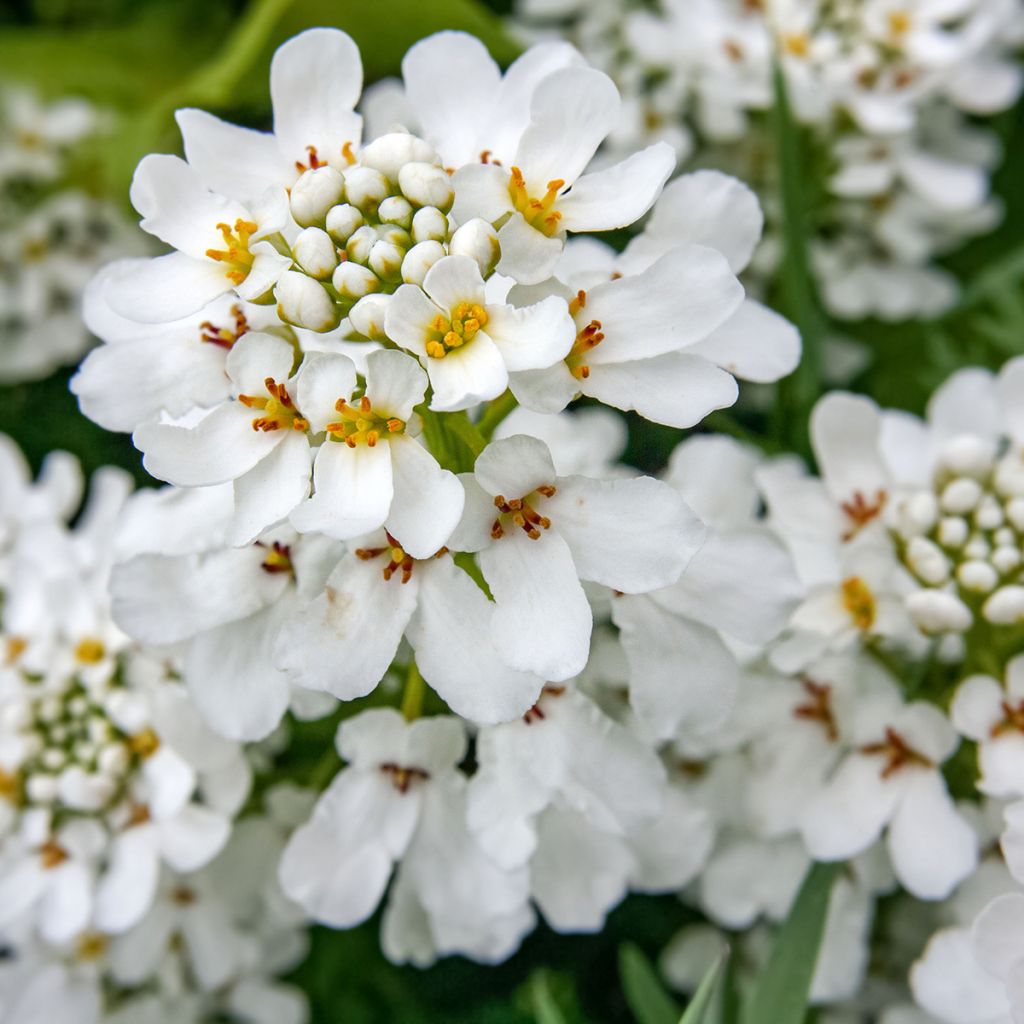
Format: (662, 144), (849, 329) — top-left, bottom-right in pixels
(1, 0), (1022, 1020)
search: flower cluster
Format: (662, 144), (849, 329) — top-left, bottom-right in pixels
(0, 444), (308, 1023)
(513, 0), (1024, 320)
(0, 88), (145, 383)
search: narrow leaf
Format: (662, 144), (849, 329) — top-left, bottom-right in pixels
(743, 861), (839, 1024)
(679, 950), (728, 1024)
(620, 943), (681, 1024)
(529, 970), (569, 1024)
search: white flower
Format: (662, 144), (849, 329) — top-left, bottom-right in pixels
(384, 254), (576, 411)
(452, 434), (705, 680)
(952, 656), (1024, 799)
(451, 66), (675, 283)
(290, 348), (464, 553)
(800, 693), (977, 900)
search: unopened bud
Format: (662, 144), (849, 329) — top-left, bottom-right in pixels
(907, 536), (951, 585)
(344, 225), (377, 265)
(344, 166), (389, 215)
(360, 132), (438, 182)
(325, 204), (364, 246)
(333, 261), (381, 301)
(449, 217), (500, 277)
(983, 585), (1024, 625)
(275, 271), (340, 332)
(957, 560), (998, 593)
(938, 436), (995, 479)
(941, 477), (982, 515)
(398, 162), (454, 211)
(906, 590), (973, 633)
(368, 239), (405, 282)
(289, 166), (346, 227)
(996, 458), (1024, 498)
(378, 195), (414, 229)
(937, 516), (968, 549)
(348, 294), (390, 339)
(411, 206), (448, 244)
(401, 240), (446, 285)
(902, 492), (938, 535)
(292, 227), (339, 280)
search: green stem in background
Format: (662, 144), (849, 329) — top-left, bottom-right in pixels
(445, 410), (487, 463)
(400, 660), (425, 721)
(771, 60), (828, 457)
(476, 389), (519, 440)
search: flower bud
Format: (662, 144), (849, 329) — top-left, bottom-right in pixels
(993, 546), (1022, 574)
(449, 217), (500, 277)
(398, 162), (454, 211)
(937, 436), (996, 479)
(901, 492), (938, 535)
(907, 536), (950, 585)
(345, 225), (378, 265)
(906, 590), (972, 633)
(377, 225), (412, 249)
(360, 132), (438, 182)
(344, 166), (389, 215)
(275, 271), (340, 332)
(996, 457), (1024, 498)
(333, 261), (381, 300)
(289, 166), (346, 227)
(937, 516), (968, 549)
(940, 477), (982, 515)
(401, 240), (446, 285)
(957, 560), (998, 593)
(378, 195), (414, 229)
(983, 585), (1024, 625)
(368, 239), (405, 282)
(26, 772), (57, 803)
(349, 294), (390, 339)
(292, 227), (339, 280)
(411, 206), (448, 244)
(325, 203), (364, 246)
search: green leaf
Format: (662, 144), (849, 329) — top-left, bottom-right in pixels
(529, 970), (569, 1024)
(742, 862), (840, 1024)
(678, 951), (728, 1024)
(619, 943), (680, 1024)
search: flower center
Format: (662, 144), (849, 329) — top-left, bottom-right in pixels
(782, 32), (810, 57)
(887, 10), (912, 36)
(295, 144), (325, 174)
(491, 485), (557, 541)
(326, 395), (405, 447)
(74, 637), (106, 664)
(75, 933), (107, 962)
(200, 304), (249, 350)
(205, 219), (258, 285)
(509, 166), (565, 238)
(793, 678), (838, 741)
(238, 378), (309, 433)
(379, 761), (430, 793)
(566, 289), (605, 381)
(40, 838), (69, 869)
(993, 699), (1024, 737)
(523, 684), (566, 724)
(258, 540), (295, 577)
(841, 576), (876, 631)
(354, 534), (447, 584)
(841, 489), (887, 541)
(424, 302), (489, 360)
(859, 726), (933, 779)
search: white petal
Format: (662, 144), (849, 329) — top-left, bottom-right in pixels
(408, 557), (544, 724)
(385, 438), (464, 558)
(950, 674), (1004, 741)
(515, 66), (620, 188)
(912, 927), (1012, 1022)
(973, 892), (1024, 981)
(271, 28), (363, 170)
(39, 862), (93, 943)
(423, 254), (485, 311)
(273, 553), (418, 699)
(582, 352), (739, 429)
(156, 804), (230, 871)
(365, 347), (428, 421)
(926, 367), (1000, 442)
(548, 474), (703, 592)
(558, 142), (675, 233)
(229, 430), (312, 545)
(508, 362), (579, 414)
(474, 434), (557, 498)
(105, 252), (232, 323)
(450, 162), (514, 225)
(294, 351), (358, 433)
(484, 295), (575, 371)
(428, 332), (509, 411)
(225, 330), (295, 393)
(94, 827), (159, 933)
(687, 299), (801, 383)
(180, 904), (242, 991)
(384, 283), (439, 358)
(496, 213), (564, 285)
(810, 393), (889, 505)
(291, 440), (394, 539)
(480, 526), (591, 681)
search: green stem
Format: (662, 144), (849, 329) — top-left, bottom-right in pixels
(445, 411), (487, 468)
(476, 390), (519, 440)
(401, 660), (425, 721)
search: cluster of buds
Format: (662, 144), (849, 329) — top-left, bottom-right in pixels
(892, 437), (1024, 632)
(276, 133), (499, 337)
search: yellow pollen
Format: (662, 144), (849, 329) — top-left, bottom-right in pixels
(567, 315), (605, 381)
(129, 728), (161, 759)
(508, 166), (565, 237)
(841, 576), (876, 632)
(782, 32), (810, 57)
(205, 219), (258, 285)
(238, 378), (308, 432)
(327, 396), (405, 447)
(424, 302), (489, 360)
(75, 933), (107, 962)
(74, 637), (105, 664)
(4, 636), (27, 665)
(295, 144), (324, 173)
(888, 10), (912, 35)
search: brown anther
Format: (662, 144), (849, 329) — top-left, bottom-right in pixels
(860, 727), (933, 779)
(295, 144), (324, 173)
(128, 803), (152, 826)
(569, 289), (587, 317)
(536, 485), (557, 498)
(171, 885), (198, 906)
(75, 932), (107, 962)
(523, 685), (565, 723)
(259, 540), (295, 577)
(5, 636), (27, 665)
(993, 699), (1024, 737)
(724, 38), (744, 61)
(380, 762), (430, 793)
(40, 839), (68, 869)
(200, 305), (249, 350)
(793, 678), (838, 741)
(0, 769), (19, 802)
(479, 149), (501, 165)
(840, 489), (887, 541)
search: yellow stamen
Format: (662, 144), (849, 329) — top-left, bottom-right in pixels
(205, 219), (258, 285)
(508, 166), (565, 238)
(74, 637), (105, 664)
(841, 576), (876, 631)
(423, 302), (489, 360)
(129, 728), (160, 759)
(238, 378), (308, 432)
